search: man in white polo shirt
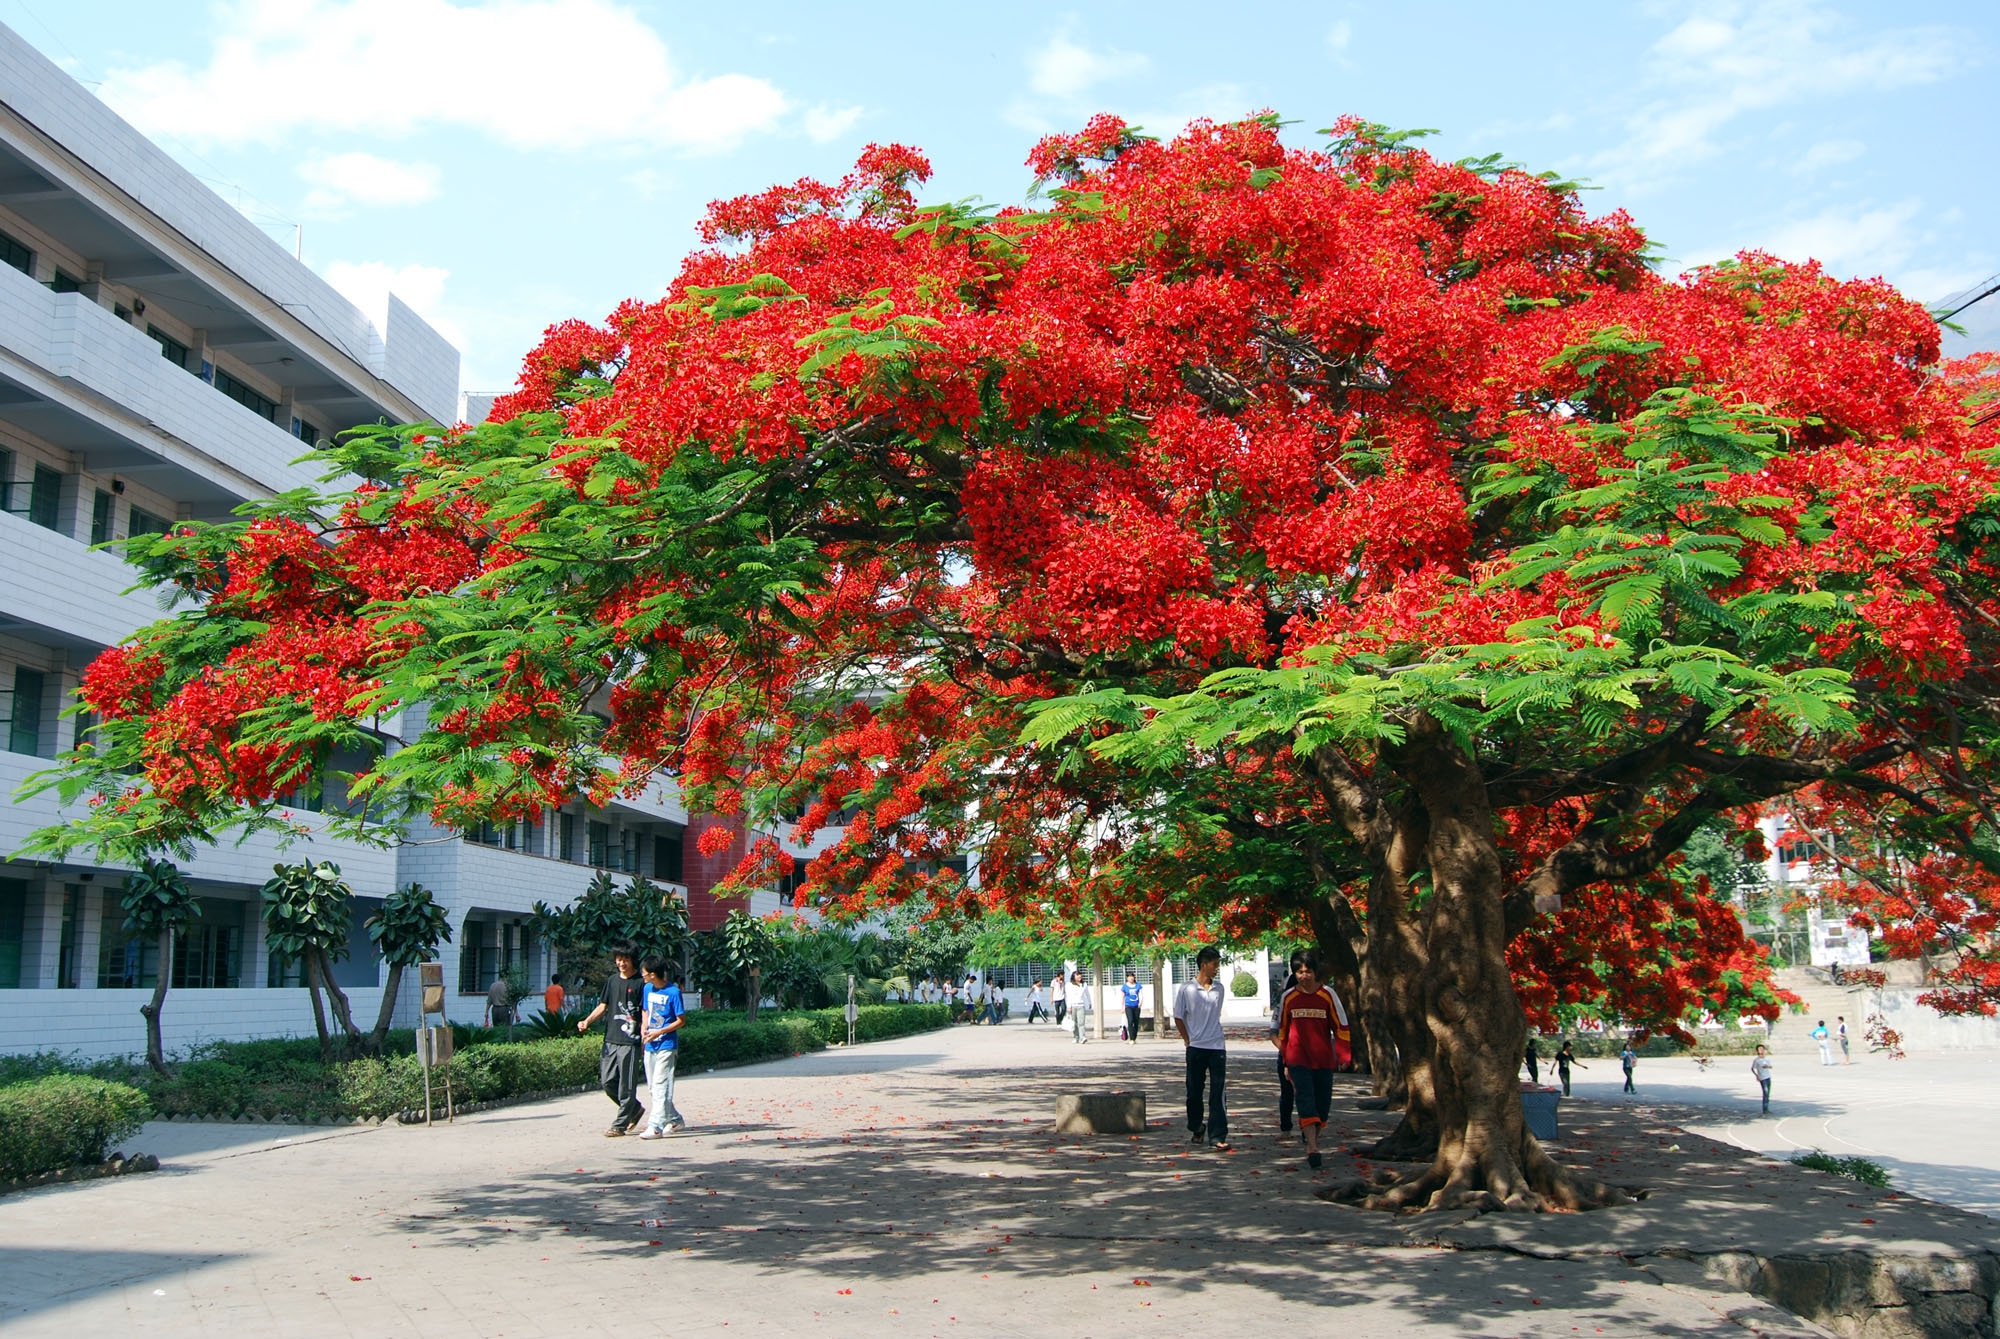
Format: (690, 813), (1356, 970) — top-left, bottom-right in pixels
(1174, 946), (1230, 1150)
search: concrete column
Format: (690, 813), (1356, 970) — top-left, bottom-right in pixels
(1091, 958), (1105, 1041)
(1153, 958), (1167, 1042)
(21, 877), (63, 988)
(73, 881), (103, 989)
(243, 898), (268, 988)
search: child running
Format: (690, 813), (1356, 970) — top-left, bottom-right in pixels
(1273, 950), (1340, 1171)
(637, 956), (687, 1139)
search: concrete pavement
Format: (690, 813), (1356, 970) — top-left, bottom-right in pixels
(2, 1019), (1993, 1337)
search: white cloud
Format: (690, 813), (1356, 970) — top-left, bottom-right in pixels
(99, 0), (788, 154)
(621, 167), (671, 199)
(803, 104), (864, 144)
(324, 259), (463, 352)
(298, 152), (439, 213)
(1026, 27), (1148, 100)
(1593, 2), (1961, 192)
(1795, 138), (1866, 172)
(1326, 20), (1353, 55)
(1763, 199), (1924, 275)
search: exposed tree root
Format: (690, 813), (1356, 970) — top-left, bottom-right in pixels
(1320, 1139), (1637, 1214)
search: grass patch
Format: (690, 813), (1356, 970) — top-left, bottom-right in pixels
(1790, 1149), (1891, 1188)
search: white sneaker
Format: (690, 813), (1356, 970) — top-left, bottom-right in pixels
(637, 1128), (665, 1140)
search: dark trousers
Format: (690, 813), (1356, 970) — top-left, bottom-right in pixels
(1055, 1001), (1067, 1024)
(1758, 1078), (1771, 1113)
(1277, 1054), (1295, 1129)
(1125, 1005), (1141, 1040)
(1558, 1067), (1571, 1097)
(1623, 1068), (1635, 1094)
(1027, 1002), (1047, 1023)
(1186, 1045), (1227, 1140)
(1525, 1057), (1539, 1085)
(600, 1044), (644, 1129)
(1286, 1065), (1334, 1127)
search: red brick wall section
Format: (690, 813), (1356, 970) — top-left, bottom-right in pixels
(684, 813), (747, 931)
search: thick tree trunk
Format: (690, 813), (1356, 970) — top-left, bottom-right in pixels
(1335, 717), (1628, 1213)
(140, 928), (173, 1076)
(1358, 839), (1441, 1159)
(367, 962), (406, 1055)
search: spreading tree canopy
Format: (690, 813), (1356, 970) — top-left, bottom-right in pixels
(24, 116), (2000, 1212)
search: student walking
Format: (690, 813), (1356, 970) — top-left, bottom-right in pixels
(543, 974), (566, 1017)
(1812, 1020), (1834, 1066)
(983, 980), (1002, 1026)
(1068, 969), (1092, 1043)
(1524, 1038), (1541, 1086)
(1837, 1016), (1851, 1064)
(1620, 1041), (1638, 1095)
(1052, 971), (1068, 1026)
(1270, 949), (1305, 1134)
(578, 943), (647, 1136)
(1175, 947), (1230, 1150)
(1555, 1039), (1583, 1097)
(637, 956), (687, 1138)
(485, 970), (516, 1039)
(1026, 979), (1047, 1024)
(1750, 1045), (1774, 1115)
(1274, 951), (1340, 1170)
(1121, 972), (1143, 1044)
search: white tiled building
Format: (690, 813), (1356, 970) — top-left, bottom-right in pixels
(0, 24), (745, 1059)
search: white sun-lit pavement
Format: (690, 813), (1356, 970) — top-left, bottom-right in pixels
(3, 1020), (1996, 1338)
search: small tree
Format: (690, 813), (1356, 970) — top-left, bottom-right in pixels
(262, 860), (360, 1060)
(120, 857), (199, 1075)
(531, 871), (689, 987)
(363, 882), (451, 1052)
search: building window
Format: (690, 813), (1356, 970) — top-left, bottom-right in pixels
(90, 490), (114, 545)
(27, 464), (60, 530)
(291, 416), (324, 446)
(213, 368), (280, 423)
(0, 228), (31, 276)
(654, 832), (684, 883)
(49, 270), (83, 294)
(588, 820), (610, 868)
(0, 446), (13, 515)
(7, 666), (46, 755)
(0, 877), (26, 989)
(147, 325), (192, 372)
(559, 811), (576, 861)
(459, 919), (497, 994)
(128, 507), (169, 538)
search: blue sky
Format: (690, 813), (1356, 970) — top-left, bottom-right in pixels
(9, 0), (1996, 396)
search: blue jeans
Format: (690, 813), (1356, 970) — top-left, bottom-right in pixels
(1186, 1045), (1227, 1140)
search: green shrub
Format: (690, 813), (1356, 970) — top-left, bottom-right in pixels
(0, 1051), (79, 1089)
(1229, 971), (1258, 998)
(1791, 1149), (1891, 1188)
(0, 1075), (152, 1179)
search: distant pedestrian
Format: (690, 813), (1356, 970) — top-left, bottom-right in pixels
(983, 980), (1002, 1026)
(1837, 1016), (1851, 1065)
(1555, 1039), (1584, 1097)
(578, 943), (646, 1136)
(1812, 1019), (1833, 1066)
(1052, 971), (1068, 1026)
(1068, 970), (1092, 1044)
(1524, 1038), (1541, 1086)
(1274, 950), (1339, 1171)
(485, 970), (515, 1037)
(1751, 1044), (1774, 1115)
(637, 956), (687, 1139)
(543, 974), (566, 1017)
(1620, 1041), (1638, 1094)
(1175, 947), (1230, 1150)
(1027, 979), (1048, 1024)
(1122, 972), (1143, 1044)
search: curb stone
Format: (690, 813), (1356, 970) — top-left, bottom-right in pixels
(0, 1152), (161, 1197)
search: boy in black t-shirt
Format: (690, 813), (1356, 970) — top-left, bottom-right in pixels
(578, 943), (647, 1135)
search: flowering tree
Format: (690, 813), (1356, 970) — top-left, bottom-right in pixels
(22, 117), (2000, 1211)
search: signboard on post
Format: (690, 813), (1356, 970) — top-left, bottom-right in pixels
(419, 961), (445, 1017)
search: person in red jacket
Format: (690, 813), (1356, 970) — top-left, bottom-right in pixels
(1274, 951), (1341, 1171)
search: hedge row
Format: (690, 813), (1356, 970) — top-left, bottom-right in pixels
(134, 1003), (950, 1122)
(0, 1076), (152, 1180)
